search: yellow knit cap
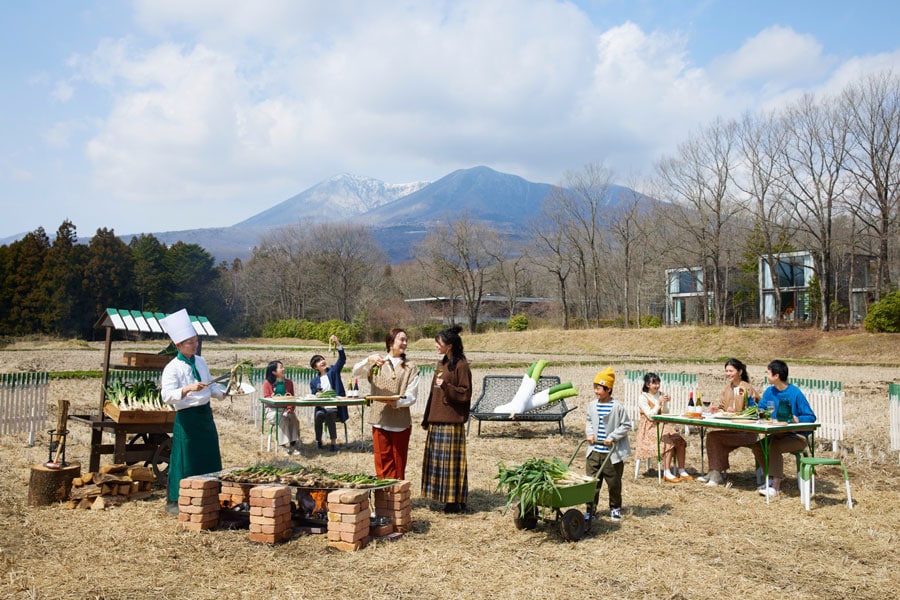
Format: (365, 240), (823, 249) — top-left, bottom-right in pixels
(593, 367), (615, 390)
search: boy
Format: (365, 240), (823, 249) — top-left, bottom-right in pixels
(751, 359), (816, 497)
(585, 367), (632, 521)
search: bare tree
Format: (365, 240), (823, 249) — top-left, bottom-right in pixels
(531, 206), (576, 329)
(545, 163), (617, 325)
(243, 224), (315, 323)
(735, 110), (796, 324)
(656, 118), (740, 325)
(308, 223), (386, 322)
(842, 70), (900, 299)
(415, 215), (502, 333)
(780, 92), (851, 331)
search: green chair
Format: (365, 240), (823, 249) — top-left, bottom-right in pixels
(798, 456), (852, 510)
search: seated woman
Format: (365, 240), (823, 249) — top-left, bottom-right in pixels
(635, 372), (692, 483)
(698, 358), (761, 487)
(262, 360), (301, 455)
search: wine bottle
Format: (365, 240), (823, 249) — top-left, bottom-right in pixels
(688, 392), (694, 407)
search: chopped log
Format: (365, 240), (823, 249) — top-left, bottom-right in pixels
(82, 472), (94, 484)
(94, 473), (132, 486)
(27, 462), (81, 506)
(99, 464), (128, 475)
(70, 484), (102, 500)
(77, 498), (93, 509)
(127, 466), (156, 482)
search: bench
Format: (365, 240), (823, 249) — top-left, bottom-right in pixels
(468, 375), (576, 436)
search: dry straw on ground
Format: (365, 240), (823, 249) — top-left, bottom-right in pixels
(1, 328), (899, 599)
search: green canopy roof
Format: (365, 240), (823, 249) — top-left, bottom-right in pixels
(95, 308), (218, 337)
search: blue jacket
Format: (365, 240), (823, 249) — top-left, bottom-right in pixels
(309, 347), (349, 423)
(760, 383), (816, 433)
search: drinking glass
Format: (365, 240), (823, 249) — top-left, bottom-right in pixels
(434, 369), (442, 388)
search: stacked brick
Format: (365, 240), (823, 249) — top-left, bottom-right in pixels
(373, 481), (412, 534)
(177, 476), (221, 531)
(219, 481), (253, 509)
(248, 485), (293, 544)
(326, 489), (371, 551)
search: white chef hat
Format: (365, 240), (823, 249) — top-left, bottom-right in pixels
(160, 308), (196, 344)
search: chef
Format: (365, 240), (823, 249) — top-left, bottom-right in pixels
(159, 308), (224, 515)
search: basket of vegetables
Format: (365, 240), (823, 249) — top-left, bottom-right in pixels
(103, 380), (174, 424)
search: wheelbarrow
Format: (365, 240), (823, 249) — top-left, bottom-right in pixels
(512, 440), (614, 541)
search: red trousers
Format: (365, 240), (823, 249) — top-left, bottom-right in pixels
(372, 426), (412, 480)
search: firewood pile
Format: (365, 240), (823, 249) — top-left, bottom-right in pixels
(67, 464), (156, 510)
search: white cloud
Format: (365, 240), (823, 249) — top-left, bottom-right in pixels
(709, 26), (830, 88)
(55, 1), (900, 234)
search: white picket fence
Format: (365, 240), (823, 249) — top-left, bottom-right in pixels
(0, 371), (49, 446)
(623, 370), (699, 429)
(890, 384), (900, 464)
(790, 378), (844, 452)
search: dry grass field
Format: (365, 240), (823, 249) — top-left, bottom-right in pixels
(1, 327), (899, 600)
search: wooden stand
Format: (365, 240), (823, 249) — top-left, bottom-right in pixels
(27, 461), (81, 506)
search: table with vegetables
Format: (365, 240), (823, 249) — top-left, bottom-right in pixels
(259, 390), (370, 451)
(652, 409), (820, 497)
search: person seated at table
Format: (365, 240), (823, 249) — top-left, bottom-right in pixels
(697, 358), (761, 487)
(751, 359), (816, 498)
(262, 360), (300, 455)
(635, 372), (692, 483)
(309, 334), (349, 452)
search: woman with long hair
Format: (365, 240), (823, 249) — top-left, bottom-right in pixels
(352, 327), (419, 479)
(262, 360), (300, 455)
(421, 325), (473, 514)
(697, 358), (762, 487)
(634, 372), (692, 482)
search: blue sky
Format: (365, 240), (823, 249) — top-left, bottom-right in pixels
(2, 0), (899, 240)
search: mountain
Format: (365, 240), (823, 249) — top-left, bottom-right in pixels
(362, 166), (556, 228)
(4, 166), (651, 265)
(235, 173), (429, 227)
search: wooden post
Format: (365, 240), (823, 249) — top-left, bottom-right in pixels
(28, 462), (81, 506)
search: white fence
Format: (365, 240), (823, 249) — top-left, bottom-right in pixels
(890, 384), (900, 464)
(623, 370), (699, 428)
(0, 372), (49, 446)
(791, 378), (844, 452)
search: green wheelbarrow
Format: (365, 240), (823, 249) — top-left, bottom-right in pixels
(511, 440), (613, 542)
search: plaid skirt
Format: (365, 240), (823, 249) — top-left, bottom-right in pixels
(420, 423), (468, 504)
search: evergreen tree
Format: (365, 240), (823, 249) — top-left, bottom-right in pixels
(45, 221), (92, 337)
(4, 228), (51, 334)
(129, 233), (170, 311)
(83, 228), (136, 320)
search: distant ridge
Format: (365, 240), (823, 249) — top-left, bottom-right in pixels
(5, 166), (651, 264)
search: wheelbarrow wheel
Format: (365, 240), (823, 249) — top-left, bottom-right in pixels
(513, 504), (538, 530)
(559, 508), (587, 541)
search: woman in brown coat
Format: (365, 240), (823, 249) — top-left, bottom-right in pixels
(420, 325), (472, 513)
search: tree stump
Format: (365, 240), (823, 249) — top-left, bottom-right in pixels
(28, 462), (81, 506)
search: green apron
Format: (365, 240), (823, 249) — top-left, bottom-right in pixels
(167, 403), (222, 502)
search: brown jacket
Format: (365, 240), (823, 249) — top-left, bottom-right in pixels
(422, 357), (472, 425)
(716, 381), (761, 412)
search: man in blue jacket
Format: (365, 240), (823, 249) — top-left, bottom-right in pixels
(752, 359), (816, 498)
(309, 334), (349, 451)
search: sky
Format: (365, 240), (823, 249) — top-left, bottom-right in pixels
(2, 0), (900, 241)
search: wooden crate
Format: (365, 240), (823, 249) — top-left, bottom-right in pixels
(104, 402), (175, 424)
(122, 352), (172, 369)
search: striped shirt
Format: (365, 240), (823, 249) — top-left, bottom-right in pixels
(591, 401), (613, 452)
